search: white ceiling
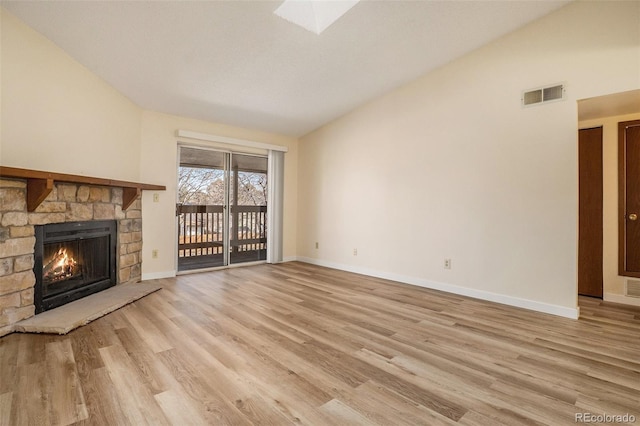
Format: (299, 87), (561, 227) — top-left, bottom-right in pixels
(2, 0), (571, 137)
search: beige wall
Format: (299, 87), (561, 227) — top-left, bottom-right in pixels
(139, 111), (298, 278)
(580, 112), (640, 307)
(1, 8), (299, 280)
(298, 1), (640, 317)
(1, 9), (142, 181)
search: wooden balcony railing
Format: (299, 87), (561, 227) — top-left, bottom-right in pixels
(177, 204), (267, 259)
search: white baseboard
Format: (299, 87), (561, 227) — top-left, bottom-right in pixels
(282, 256), (299, 263)
(604, 292), (640, 307)
(296, 256), (579, 319)
(142, 270), (176, 280)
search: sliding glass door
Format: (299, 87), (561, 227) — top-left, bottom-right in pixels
(177, 147), (268, 271)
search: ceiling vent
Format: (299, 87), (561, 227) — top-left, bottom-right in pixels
(522, 83), (565, 107)
(626, 279), (640, 298)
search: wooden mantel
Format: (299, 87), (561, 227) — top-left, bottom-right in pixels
(0, 166), (166, 211)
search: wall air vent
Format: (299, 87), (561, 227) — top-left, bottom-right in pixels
(626, 279), (640, 298)
(522, 83), (565, 107)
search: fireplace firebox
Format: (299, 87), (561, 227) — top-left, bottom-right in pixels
(34, 220), (117, 313)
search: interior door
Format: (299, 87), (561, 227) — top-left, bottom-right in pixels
(619, 120), (640, 277)
(578, 127), (603, 297)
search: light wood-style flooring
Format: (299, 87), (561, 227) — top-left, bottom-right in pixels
(1, 262), (639, 425)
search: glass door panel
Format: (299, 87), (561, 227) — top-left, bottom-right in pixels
(229, 154), (268, 265)
(177, 147), (226, 271)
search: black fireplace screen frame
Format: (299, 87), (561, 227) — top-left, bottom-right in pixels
(34, 220), (117, 313)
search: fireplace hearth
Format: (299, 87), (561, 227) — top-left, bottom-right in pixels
(34, 220), (117, 313)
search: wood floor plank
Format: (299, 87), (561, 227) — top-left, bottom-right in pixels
(45, 339), (88, 425)
(119, 305), (174, 353)
(0, 335), (18, 396)
(98, 344), (171, 425)
(12, 362), (51, 425)
(319, 399), (372, 425)
(154, 389), (209, 425)
(155, 348), (251, 426)
(0, 392), (12, 426)
(16, 333), (47, 366)
(76, 367), (132, 426)
(1, 262), (639, 425)
(353, 380), (457, 426)
(114, 326), (171, 395)
(69, 325), (105, 376)
(152, 315), (293, 425)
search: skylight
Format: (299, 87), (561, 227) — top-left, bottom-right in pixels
(274, 0), (360, 35)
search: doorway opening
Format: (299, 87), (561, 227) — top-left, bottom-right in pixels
(177, 146), (268, 271)
(577, 89), (640, 302)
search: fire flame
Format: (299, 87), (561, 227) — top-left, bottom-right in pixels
(53, 248), (77, 271)
(43, 247), (78, 282)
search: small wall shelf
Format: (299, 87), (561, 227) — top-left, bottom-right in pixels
(0, 166), (166, 211)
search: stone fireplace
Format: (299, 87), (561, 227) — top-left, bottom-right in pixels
(34, 219), (118, 313)
(0, 178), (144, 336)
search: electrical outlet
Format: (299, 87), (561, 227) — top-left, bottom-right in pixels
(315, 242), (319, 249)
(152, 249), (158, 259)
(353, 248), (358, 256)
(444, 258), (452, 269)
(153, 193), (160, 202)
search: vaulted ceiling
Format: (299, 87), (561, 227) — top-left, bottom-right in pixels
(2, 1), (571, 137)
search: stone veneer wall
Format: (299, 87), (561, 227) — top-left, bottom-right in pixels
(0, 178), (143, 337)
